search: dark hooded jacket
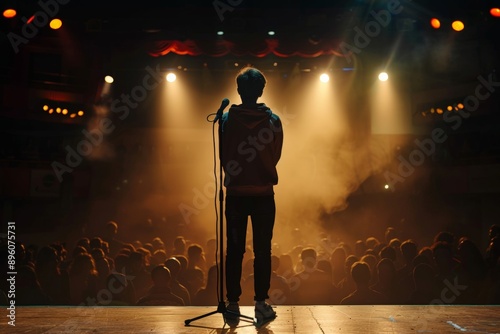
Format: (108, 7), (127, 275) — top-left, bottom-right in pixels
(220, 103), (283, 196)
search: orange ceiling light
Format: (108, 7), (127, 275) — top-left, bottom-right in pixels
(491, 8), (500, 17)
(3, 9), (16, 18)
(430, 18), (441, 29)
(50, 18), (63, 30)
(452, 20), (465, 32)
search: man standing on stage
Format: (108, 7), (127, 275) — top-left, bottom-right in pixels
(220, 66), (283, 324)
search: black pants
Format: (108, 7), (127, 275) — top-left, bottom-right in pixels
(225, 195), (275, 302)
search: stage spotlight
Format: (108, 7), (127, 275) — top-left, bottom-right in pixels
(56, 107), (61, 114)
(268, 31), (275, 36)
(104, 75), (114, 83)
(384, 184), (390, 190)
(50, 18), (62, 30)
(42, 105), (49, 111)
(70, 113), (76, 118)
(62, 108), (68, 115)
(491, 8), (500, 17)
(166, 73), (176, 82)
(3, 9), (16, 18)
(447, 105), (453, 111)
(378, 72), (389, 81)
(319, 73), (329, 83)
(452, 20), (464, 31)
(78, 110), (84, 116)
(217, 30), (224, 36)
(430, 18), (441, 29)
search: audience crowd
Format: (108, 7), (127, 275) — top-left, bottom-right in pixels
(1, 221), (499, 306)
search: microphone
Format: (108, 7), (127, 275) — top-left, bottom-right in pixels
(213, 98), (230, 123)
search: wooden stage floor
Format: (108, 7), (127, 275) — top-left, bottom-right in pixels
(3, 305), (500, 333)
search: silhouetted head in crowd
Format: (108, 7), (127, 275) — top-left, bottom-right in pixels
(489, 224), (500, 240)
(151, 237), (165, 251)
(317, 259), (332, 278)
(175, 255), (188, 272)
(143, 243), (154, 255)
(128, 251), (146, 273)
(457, 238), (487, 279)
(365, 237), (380, 251)
(72, 245), (88, 259)
(151, 265), (171, 288)
(360, 254), (377, 277)
(354, 240), (366, 258)
(389, 238), (401, 250)
(385, 227), (397, 244)
(205, 265), (218, 288)
(376, 258), (396, 284)
(331, 246), (347, 266)
(152, 249), (168, 267)
(433, 231), (455, 246)
(418, 246), (434, 264)
(173, 236), (186, 256)
(114, 253), (129, 273)
(90, 247), (105, 261)
(432, 241), (456, 274)
(35, 245), (60, 273)
(379, 245), (396, 262)
(412, 253), (431, 267)
(69, 253), (97, 277)
(89, 237), (103, 250)
(400, 240), (418, 265)
(350, 261), (371, 287)
(49, 243), (66, 263)
(75, 238), (90, 252)
(300, 247), (317, 269)
(165, 257), (182, 278)
(187, 244), (205, 267)
(104, 221), (119, 240)
(345, 255), (359, 275)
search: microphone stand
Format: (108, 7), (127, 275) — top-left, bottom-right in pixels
(184, 105), (255, 327)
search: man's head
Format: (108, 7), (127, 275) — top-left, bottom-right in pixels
(350, 261), (371, 287)
(236, 67), (266, 102)
(300, 247), (317, 269)
(151, 265), (171, 287)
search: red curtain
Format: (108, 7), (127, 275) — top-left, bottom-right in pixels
(148, 38), (345, 58)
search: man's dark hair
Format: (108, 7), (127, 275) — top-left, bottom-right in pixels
(236, 67), (266, 99)
(351, 261), (371, 286)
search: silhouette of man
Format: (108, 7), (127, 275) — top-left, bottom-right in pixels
(220, 66), (283, 323)
(340, 261), (387, 305)
(136, 265), (184, 306)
